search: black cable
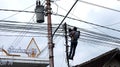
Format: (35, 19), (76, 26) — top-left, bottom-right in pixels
(1, 19), (120, 45)
(0, 35), (46, 37)
(0, 8), (35, 13)
(53, 13), (120, 34)
(80, 38), (120, 48)
(0, 1), (119, 13)
(52, 0), (79, 38)
(1, 20), (120, 42)
(79, 0), (120, 13)
(1, 4), (35, 20)
(12, 14), (36, 47)
(1, 23), (120, 46)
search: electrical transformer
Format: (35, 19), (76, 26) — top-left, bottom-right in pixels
(35, 1), (44, 23)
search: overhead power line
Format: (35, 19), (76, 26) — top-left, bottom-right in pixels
(0, 1), (120, 14)
(53, 13), (120, 33)
(80, 38), (120, 48)
(78, 0), (120, 13)
(1, 13), (120, 35)
(0, 8), (35, 13)
(1, 21), (119, 41)
(1, 4), (35, 20)
(1, 21), (120, 47)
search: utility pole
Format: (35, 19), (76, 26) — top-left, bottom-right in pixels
(64, 23), (70, 67)
(46, 0), (54, 67)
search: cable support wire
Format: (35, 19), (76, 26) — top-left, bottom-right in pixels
(81, 29), (120, 41)
(79, 38), (120, 49)
(3, 34), (116, 48)
(78, 0), (120, 13)
(0, 23), (63, 34)
(0, 9), (35, 13)
(67, 24), (120, 40)
(1, 21), (120, 44)
(1, 20), (120, 41)
(2, 27), (120, 45)
(0, 34), (47, 37)
(2, 8), (120, 35)
(0, 28), (64, 36)
(60, 31), (120, 47)
(67, 24), (120, 44)
(54, 13), (120, 34)
(81, 33), (120, 45)
(10, 14), (36, 47)
(0, 20), (64, 35)
(0, 20), (62, 28)
(0, 0), (120, 13)
(52, 0), (79, 37)
(1, 20), (120, 47)
(1, 24), (120, 48)
(1, 4), (35, 20)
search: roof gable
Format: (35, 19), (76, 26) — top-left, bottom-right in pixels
(75, 48), (120, 67)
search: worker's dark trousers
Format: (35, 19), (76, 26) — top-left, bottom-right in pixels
(69, 41), (78, 59)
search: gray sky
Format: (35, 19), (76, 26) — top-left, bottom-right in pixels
(0, 0), (120, 67)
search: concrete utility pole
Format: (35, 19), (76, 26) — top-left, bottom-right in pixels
(46, 0), (54, 67)
(64, 23), (70, 67)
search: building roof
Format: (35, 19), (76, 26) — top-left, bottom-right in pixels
(74, 48), (120, 67)
(0, 55), (49, 67)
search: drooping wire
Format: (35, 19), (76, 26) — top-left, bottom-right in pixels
(52, 4), (108, 35)
(1, 4), (35, 20)
(79, 38), (120, 48)
(1, 18), (120, 48)
(53, 13), (120, 34)
(10, 14), (35, 47)
(52, 0), (79, 38)
(1, 22), (120, 48)
(78, 0), (120, 13)
(0, 8), (35, 13)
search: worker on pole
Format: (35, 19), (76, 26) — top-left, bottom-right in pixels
(68, 27), (80, 60)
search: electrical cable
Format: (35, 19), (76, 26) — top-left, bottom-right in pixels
(79, 38), (120, 48)
(0, 34), (46, 37)
(52, 0), (79, 38)
(52, 5), (107, 35)
(1, 20), (120, 48)
(1, 28), (120, 46)
(68, 24), (120, 40)
(104, 21), (120, 27)
(0, 8), (35, 13)
(1, 21), (120, 43)
(1, 4), (35, 20)
(51, 3), (109, 35)
(67, 24), (120, 45)
(15, 14), (36, 47)
(1, 21), (120, 44)
(10, 14), (35, 47)
(0, 1), (119, 14)
(53, 13), (120, 34)
(1, 2), (120, 33)
(78, 0), (120, 13)
(81, 33), (120, 44)
(0, 0), (120, 13)
(1, 23), (119, 48)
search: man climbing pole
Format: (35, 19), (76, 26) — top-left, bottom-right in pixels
(68, 27), (80, 60)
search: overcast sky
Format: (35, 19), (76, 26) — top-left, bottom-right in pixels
(0, 0), (120, 67)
